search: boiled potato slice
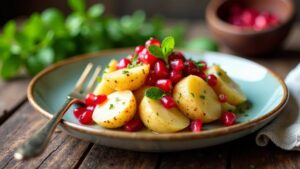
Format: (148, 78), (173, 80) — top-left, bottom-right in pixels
(103, 64), (150, 91)
(133, 85), (150, 104)
(208, 65), (247, 105)
(139, 96), (190, 133)
(173, 75), (221, 123)
(221, 103), (236, 112)
(92, 90), (136, 128)
(93, 60), (117, 95)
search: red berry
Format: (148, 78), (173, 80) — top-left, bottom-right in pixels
(117, 58), (131, 70)
(160, 95), (176, 109)
(207, 74), (218, 86)
(85, 93), (96, 106)
(154, 60), (169, 79)
(218, 94), (227, 103)
(124, 118), (143, 132)
(190, 119), (202, 132)
(73, 107), (86, 118)
(135, 45), (145, 54)
(94, 95), (107, 105)
(220, 112), (236, 126)
(146, 70), (158, 86)
(170, 59), (184, 71)
(170, 70), (183, 84)
(156, 79), (173, 92)
(145, 38), (160, 47)
(168, 52), (185, 63)
(138, 48), (158, 66)
(79, 110), (93, 125)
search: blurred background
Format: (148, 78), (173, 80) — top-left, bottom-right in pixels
(1, 0), (299, 24)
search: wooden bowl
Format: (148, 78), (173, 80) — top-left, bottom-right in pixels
(206, 0), (296, 56)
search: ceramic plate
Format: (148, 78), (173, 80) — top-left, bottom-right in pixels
(28, 49), (288, 152)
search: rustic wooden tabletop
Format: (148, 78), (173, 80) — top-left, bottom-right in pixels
(1, 23), (300, 169)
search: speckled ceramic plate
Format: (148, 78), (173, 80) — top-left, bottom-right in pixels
(28, 49), (288, 152)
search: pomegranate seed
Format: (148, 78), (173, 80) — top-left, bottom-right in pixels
(198, 61), (208, 71)
(156, 79), (173, 92)
(138, 48), (158, 66)
(218, 94), (227, 103)
(168, 51), (186, 63)
(230, 4), (242, 16)
(170, 70), (183, 84)
(73, 107), (86, 118)
(220, 112), (236, 126)
(86, 105), (95, 112)
(135, 45), (145, 54)
(184, 60), (197, 75)
(170, 59), (184, 71)
(241, 9), (258, 27)
(85, 93), (96, 106)
(154, 60), (169, 79)
(207, 74), (218, 86)
(79, 110), (93, 125)
(145, 38), (160, 47)
(146, 70), (158, 85)
(94, 95), (107, 105)
(160, 95), (176, 109)
(117, 58), (131, 69)
(190, 119), (202, 132)
(195, 70), (206, 80)
(254, 15), (268, 30)
(124, 118), (143, 132)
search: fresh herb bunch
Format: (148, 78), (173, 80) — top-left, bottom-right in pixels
(0, 0), (184, 79)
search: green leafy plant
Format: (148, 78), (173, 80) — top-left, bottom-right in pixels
(0, 0), (184, 80)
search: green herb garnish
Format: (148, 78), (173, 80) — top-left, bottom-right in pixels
(145, 87), (165, 100)
(147, 36), (175, 63)
(109, 104), (114, 110)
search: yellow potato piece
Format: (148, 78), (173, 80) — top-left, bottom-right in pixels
(139, 96), (190, 133)
(92, 90), (136, 128)
(133, 85), (150, 104)
(93, 60), (117, 95)
(103, 64), (150, 91)
(208, 65), (247, 105)
(173, 75), (221, 123)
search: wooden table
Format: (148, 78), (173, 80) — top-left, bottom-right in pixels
(1, 23), (300, 169)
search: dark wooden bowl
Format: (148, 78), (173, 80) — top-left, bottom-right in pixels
(206, 0), (296, 57)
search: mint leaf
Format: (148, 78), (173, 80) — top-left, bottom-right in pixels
(148, 45), (163, 58)
(195, 62), (205, 68)
(145, 87), (165, 100)
(161, 36), (175, 57)
(68, 0), (85, 14)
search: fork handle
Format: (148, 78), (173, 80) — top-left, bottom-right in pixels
(14, 97), (80, 160)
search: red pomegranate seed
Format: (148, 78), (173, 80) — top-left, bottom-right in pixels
(170, 59), (184, 71)
(190, 119), (202, 132)
(241, 9), (258, 27)
(207, 74), (218, 87)
(146, 70), (158, 85)
(168, 51), (186, 63)
(124, 118), (143, 132)
(79, 110), (93, 125)
(160, 95), (176, 109)
(138, 48), (158, 66)
(117, 58), (131, 69)
(254, 14), (268, 30)
(195, 70), (206, 80)
(154, 60), (169, 79)
(94, 95), (107, 105)
(135, 45), (145, 54)
(86, 105), (95, 112)
(73, 107), (86, 118)
(220, 112), (236, 126)
(156, 79), (173, 92)
(198, 61), (208, 71)
(170, 70), (183, 84)
(184, 60), (197, 75)
(230, 4), (242, 16)
(145, 38), (160, 47)
(85, 93), (96, 106)
(218, 94), (227, 103)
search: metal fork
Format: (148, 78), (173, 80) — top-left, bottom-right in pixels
(14, 63), (101, 160)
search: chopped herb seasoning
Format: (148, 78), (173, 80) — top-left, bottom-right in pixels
(122, 101), (126, 105)
(96, 77), (102, 83)
(179, 93), (182, 99)
(203, 90), (206, 94)
(109, 104), (114, 110)
(122, 70), (129, 74)
(200, 95), (206, 99)
(217, 72), (222, 76)
(190, 92), (195, 97)
(116, 97), (120, 102)
(156, 112), (159, 116)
